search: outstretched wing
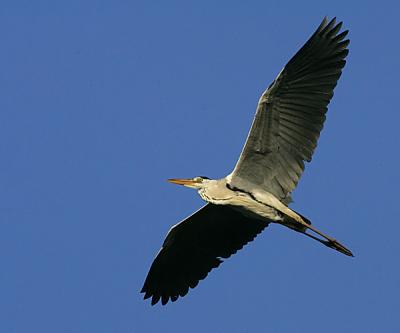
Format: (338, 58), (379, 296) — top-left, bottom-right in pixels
(141, 204), (269, 305)
(230, 17), (349, 203)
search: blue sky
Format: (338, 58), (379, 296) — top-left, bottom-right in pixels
(1, 1), (399, 332)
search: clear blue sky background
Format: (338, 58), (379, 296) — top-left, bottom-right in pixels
(1, 1), (399, 332)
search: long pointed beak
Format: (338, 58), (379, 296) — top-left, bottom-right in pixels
(168, 178), (197, 186)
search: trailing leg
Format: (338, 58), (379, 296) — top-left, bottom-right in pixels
(281, 216), (353, 257)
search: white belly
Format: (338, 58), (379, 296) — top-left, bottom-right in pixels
(199, 187), (282, 221)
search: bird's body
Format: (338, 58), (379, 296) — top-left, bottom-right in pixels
(198, 178), (284, 220)
(142, 17), (353, 306)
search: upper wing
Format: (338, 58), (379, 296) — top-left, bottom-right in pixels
(141, 204), (268, 305)
(230, 17), (349, 202)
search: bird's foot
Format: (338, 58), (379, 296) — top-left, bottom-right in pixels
(325, 239), (354, 257)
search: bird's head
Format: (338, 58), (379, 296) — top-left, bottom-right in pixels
(168, 176), (211, 189)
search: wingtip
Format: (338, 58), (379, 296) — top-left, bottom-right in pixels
(161, 295), (169, 305)
(319, 16), (328, 29)
(320, 17), (337, 35)
(151, 295), (160, 306)
(143, 291), (152, 300)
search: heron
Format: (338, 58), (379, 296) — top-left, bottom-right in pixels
(141, 17), (352, 306)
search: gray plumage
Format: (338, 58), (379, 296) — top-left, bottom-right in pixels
(231, 18), (349, 203)
(141, 17), (352, 306)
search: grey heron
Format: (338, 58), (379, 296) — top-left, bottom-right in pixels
(141, 17), (352, 306)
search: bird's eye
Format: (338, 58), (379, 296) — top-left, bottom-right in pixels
(194, 177), (203, 182)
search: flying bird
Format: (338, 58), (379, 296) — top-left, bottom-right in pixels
(141, 17), (352, 306)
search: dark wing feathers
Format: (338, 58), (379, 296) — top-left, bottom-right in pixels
(231, 17), (349, 202)
(141, 204), (268, 305)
